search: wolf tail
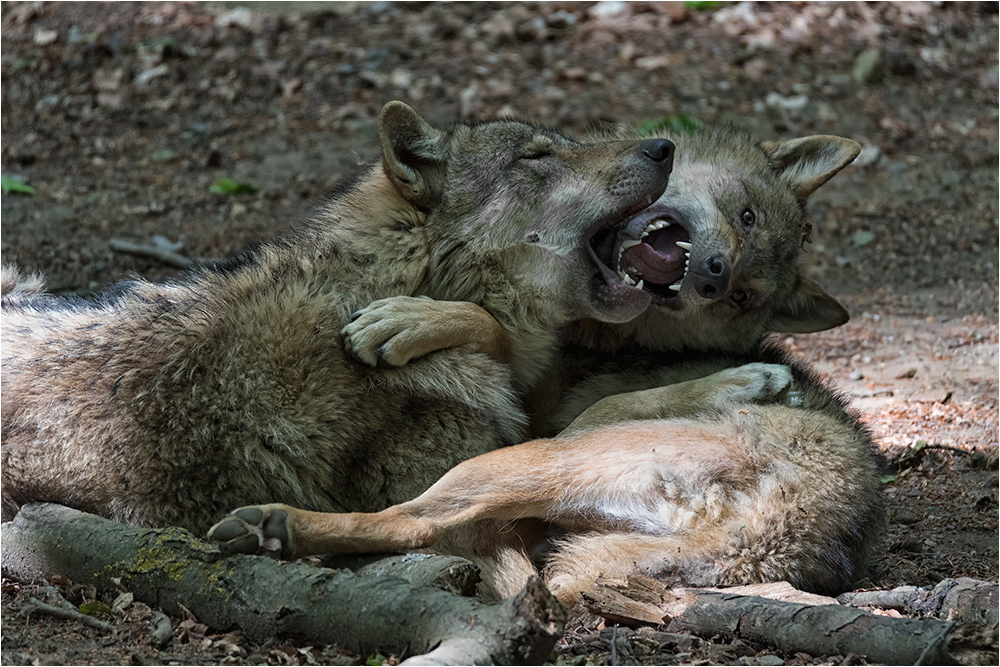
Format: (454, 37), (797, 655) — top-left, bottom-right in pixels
(1, 265), (49, 305)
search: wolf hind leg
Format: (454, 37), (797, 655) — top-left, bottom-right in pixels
(207, 417), (748, 562)
(208, 504), (296, 559)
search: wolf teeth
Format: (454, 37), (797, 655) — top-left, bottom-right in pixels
(676, 241), (692, 250)
(620, 239), (642, 250)
(668, 282), (682, 292)
(635, 279), (644, 290)
(622, 274), (636, 286)
(645, 219), (671, 233)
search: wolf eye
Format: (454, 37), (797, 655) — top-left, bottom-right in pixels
(731, 289), (750, 306)
(519, 148), (551, 160)
(741, 208), (756, 227)
(519, 138), (554, 160)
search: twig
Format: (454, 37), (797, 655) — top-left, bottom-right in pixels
(921, 443), (973, 455)
(23, 597), (115, 631)
(109, 238), (218, 269)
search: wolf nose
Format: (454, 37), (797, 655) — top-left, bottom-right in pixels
(690, 254), (732, 300)
(640, 138), (675, 169)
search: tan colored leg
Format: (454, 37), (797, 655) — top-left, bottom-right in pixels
(209, 418), (743, 560)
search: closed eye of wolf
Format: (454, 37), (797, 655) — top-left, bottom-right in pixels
(211, 123), (887, 620)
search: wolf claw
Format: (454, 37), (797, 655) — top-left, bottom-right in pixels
(708, 362), (794, 408)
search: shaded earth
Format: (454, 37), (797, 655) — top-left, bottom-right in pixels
(1, 2), (997, 665)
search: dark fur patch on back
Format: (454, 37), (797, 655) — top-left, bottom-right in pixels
(203, 242), (265, 275)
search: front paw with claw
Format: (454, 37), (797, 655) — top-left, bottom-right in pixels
(207, 504), (295, 559)
(341, 296), (435, 368)
(705, 362), (795, 409)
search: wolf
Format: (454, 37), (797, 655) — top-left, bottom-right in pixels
(0, 101), (676, 534)
(208, 125), (886, 616)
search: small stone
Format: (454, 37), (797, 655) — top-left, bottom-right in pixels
(587, 0), (628, 19)
(893, 509), (921, 525)
(765, 92), (809, 110)
(589, 1), (627, 19)
(853, 48), (888, 85)
(853, 144), (881, 167)
(851, 230), (876, 247)
(34, 28), (58, 45)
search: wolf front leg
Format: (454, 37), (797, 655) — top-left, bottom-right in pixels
(561, 362), (794, 434)
(341, 296), (510, 367)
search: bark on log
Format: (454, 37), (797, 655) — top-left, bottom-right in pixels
(583, 576), (998, 665)
(324, 553), (482, 598)
(674, 591), (960, 665)
(840, 579), (999, 629)
(1, 503), (565, 665)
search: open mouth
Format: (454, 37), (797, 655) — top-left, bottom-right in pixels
(589, 208), (691, 305)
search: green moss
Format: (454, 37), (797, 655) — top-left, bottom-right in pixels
(131, 528), (216, 582)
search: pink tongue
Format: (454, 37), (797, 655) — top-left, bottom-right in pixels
(623, 242), (686, 284)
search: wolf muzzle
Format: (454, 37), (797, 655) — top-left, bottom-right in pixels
(689, 253), (732, 300)
(639, 138), (675, 171)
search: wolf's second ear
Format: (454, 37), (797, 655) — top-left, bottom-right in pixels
(379, 101), (446, 210)
(760, 136), (860, 200)
(770, 276), (849, 333)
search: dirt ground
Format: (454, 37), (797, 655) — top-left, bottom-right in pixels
(1, 2), (997, 665)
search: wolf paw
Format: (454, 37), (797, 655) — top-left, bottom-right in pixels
(207, 504), (294, 559)
(341, 296), (437, 368)
(707, 362), (794, 408)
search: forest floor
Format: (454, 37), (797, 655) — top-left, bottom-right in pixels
(1, 2), (997, 665)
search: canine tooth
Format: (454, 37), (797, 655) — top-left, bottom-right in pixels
(646, 195), (653, 204)
(676, 241), (693, 250)
(635, 279), (644, 290)
(623, 274), (636, 286)
(641, 231), (649, 239)
(669, 283), (682, 291)
(620, 239), (642, 249)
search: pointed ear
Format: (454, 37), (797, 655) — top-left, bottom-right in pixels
(770, 276), (850, 333)
(760, 136), (860, 200)
(378, 101), (447, 210)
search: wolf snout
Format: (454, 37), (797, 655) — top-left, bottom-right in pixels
(639, 138), (675, 171)
(689, 254), (732, 300)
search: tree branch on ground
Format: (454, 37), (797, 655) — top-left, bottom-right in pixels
(839, 579), (999, 630)
(1, 503), (565, 666)
(582, 575), (998, 665)
(22, 596), (116, 632)
(109, 238), (218, 269)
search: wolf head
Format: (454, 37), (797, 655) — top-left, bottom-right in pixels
(377, 101), (676, 326)
(578, 126), (860, 352)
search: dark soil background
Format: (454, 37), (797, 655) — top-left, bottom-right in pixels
(1, 2), (997, 665)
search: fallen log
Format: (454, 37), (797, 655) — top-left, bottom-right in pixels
(839, 578), (999, 630)
(583, 576), (998, 665)
(1, 503), (565, 665)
